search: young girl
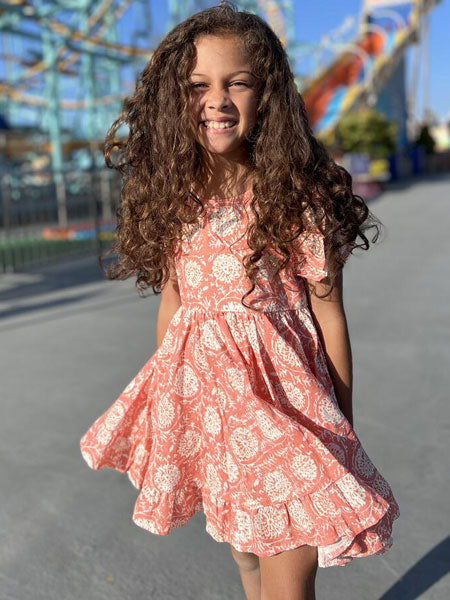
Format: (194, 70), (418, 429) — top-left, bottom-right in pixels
(80, 2), (400, 598)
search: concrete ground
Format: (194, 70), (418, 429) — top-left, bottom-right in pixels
(0, 173), (449, 600)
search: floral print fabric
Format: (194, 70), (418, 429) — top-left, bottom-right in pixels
(80, 189), (399, 567)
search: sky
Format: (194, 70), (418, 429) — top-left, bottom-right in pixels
(2, 0), (448, 130)
(145, 0), (450, 123)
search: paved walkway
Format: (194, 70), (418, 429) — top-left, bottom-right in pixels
(1, 173), (449, 599)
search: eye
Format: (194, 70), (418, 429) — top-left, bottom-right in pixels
(190, 82), (249, 89)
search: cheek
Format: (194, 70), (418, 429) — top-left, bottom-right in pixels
(242, 100), (258, 129)
(188, 99), (202, 133)
(188, 93), (200, 115)
(242, 94), (257, 116)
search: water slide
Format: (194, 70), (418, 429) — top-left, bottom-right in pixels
(302, 0), (441, 137)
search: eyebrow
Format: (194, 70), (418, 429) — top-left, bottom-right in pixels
(190, 70), (254, 77)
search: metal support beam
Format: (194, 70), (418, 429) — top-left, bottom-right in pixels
(42, 23), (67, 226)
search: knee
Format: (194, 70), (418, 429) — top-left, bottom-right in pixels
(229, 545), (260, 572)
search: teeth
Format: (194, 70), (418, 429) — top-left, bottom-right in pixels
(204, 120), (236, 129)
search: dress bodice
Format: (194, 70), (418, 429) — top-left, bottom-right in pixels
(173, 190), (328, 313)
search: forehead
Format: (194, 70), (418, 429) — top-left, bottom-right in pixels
(192, 34), (250, 71)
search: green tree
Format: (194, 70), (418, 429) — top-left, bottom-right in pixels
(333, 108), (397, 159)
(414, 124), (436, 155)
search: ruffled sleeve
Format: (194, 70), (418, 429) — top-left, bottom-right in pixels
(291, 228), (352, 282)
(291, 229), (328, 282)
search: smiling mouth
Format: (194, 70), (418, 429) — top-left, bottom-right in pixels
(201, 121), (238, 131)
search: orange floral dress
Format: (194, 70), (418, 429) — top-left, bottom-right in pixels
(80, 188), (400, 568)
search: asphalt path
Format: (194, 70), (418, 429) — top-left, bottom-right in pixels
(1, 173), (449, 599)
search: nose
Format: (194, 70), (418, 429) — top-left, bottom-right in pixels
(206, 86), (231, 110)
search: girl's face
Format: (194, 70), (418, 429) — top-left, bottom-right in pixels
(189, 35), (259, 161)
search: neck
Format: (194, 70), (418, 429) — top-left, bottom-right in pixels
(195, 144), (254, 198)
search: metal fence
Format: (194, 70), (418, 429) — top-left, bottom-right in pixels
(0, 165), (121, 273)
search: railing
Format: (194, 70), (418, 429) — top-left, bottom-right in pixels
(0, 165), (121, 273)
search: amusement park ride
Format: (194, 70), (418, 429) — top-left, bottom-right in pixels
(0, 0), (442, 228)
(302, 0), (441, 146)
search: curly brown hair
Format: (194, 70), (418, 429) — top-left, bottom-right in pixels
(101, 0), (382, 307)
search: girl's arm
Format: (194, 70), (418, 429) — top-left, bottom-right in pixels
(305, 270), (354, 428)
(156, 261), (182, 348)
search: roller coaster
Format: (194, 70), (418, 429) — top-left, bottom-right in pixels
(0, 0), (442, 228)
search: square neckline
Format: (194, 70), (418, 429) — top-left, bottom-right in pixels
(201, 187), (253, 204)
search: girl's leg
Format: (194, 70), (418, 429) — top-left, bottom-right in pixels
(229, 545), (261, 600)
(259, 545), (318, 600)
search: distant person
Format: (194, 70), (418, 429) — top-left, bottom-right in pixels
(79, 2), (400, 598)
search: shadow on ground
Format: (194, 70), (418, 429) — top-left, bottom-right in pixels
(378, 535), (450, 599)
